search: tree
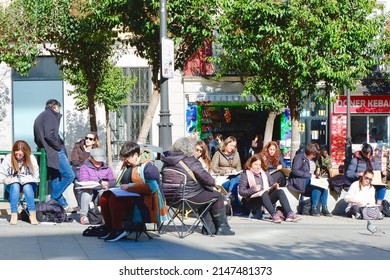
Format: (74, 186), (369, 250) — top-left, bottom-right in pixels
(0, 0), (40, 74)
(13, 0), (125, 133)
(109, 0), (218, 143)
(213, 0), (389, 157)
(64, 64), (135, 166)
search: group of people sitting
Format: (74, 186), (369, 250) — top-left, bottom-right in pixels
(194, 135), (302, 223)
(1, 128), (386, 242)
(289, 142), (387, 219)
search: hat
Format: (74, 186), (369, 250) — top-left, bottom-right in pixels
(90, 148), (106, 162)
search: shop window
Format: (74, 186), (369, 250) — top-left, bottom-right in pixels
(351, 116), (388, 145)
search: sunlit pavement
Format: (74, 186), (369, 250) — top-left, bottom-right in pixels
(0, 209), (389, 260)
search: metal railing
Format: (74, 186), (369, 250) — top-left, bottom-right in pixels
(0, 149), (47, 202)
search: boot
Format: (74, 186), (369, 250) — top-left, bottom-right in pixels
(211, 209), (235, 236)
(10, 213), (18, 225)
(321, 206), (333, 217)
(29, 211), (39, 225)
(201, 212), (215, 235)
(310, 205), (320, 216)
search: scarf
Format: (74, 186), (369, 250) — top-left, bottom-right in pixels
(246, 168), (269, 195)
(137, 163), (168, 223)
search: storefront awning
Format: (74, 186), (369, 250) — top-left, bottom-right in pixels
(186, 93), (256, 103)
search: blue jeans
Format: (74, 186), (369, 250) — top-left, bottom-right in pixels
(304, 183), (329, 208)
(222, 174), (241, 213)
(49, 149), (75, 207)
(374, 185), (386, 201)
(6, 183), (37, 213)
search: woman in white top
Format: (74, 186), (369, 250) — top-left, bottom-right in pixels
(0, 140), (40, 225)
(344, 168), (378, 219)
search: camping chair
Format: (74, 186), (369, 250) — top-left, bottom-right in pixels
(159, 168), (217, 238)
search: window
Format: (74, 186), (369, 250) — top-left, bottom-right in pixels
(110, 67), (151, 159)
(351, 115), (388, 145)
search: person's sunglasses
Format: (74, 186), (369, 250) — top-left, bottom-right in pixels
(85, 137), (95, 141)
(364, 176), (373, 182)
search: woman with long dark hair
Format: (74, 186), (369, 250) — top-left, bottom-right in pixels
(239, 154), (301, 223)
(0, 140), (40, 225)
(260, 141), (287, 187)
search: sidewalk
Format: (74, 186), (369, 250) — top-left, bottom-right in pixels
(0, 204), (389, 260)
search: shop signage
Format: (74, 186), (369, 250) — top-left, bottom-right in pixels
(334, 95), (390, 113)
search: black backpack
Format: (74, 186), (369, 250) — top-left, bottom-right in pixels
(382, 200), (390, 217)
(36, 200), (71, 223)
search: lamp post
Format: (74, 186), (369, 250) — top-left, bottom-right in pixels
(344, 85), (352, 171)
(158, 0), (172, 150)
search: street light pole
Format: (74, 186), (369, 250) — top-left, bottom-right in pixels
(158, 0), (172, 150)
(344, 85), (352, 172)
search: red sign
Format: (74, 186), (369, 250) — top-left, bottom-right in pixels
(334, 95), (390, 113)
(330, 114), (347, 166)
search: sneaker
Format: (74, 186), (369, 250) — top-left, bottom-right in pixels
(311, 206), (320, 216)
(276, 209), (286, 220)
(105, 228), (129, 242)
(271, 213), (282, 223)
(80, 216), (90, 225)
(352, 213), (361, 219)
(64, 206), (76, 213)
(97, 226), (112, 239)
(285, 212), (302, 222)
(321, 206), (333, 217)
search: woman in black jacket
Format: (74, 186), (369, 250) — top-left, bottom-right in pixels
(161, 137), (234, 236)
(288, 143), (332, 216)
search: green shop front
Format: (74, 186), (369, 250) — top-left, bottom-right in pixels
(185, 93), (282, 162)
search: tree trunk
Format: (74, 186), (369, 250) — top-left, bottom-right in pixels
(137, 87), (160, 144)
(87, 84), (97, 132)
(263, 111), (278, 145)
(105, 106), (113, 168)
(290, 118), (300, 160)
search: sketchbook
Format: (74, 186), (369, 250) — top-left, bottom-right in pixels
(108, 188), (140, 197)
(372, 170), (386, 186)
(310, 177), (329, 189)
(75, 181), (101, 189)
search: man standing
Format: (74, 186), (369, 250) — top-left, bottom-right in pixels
(34, 99), (75, 211)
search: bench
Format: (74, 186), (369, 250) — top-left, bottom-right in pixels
(0, 149), (48, 203)
(278, 186), (348, 216)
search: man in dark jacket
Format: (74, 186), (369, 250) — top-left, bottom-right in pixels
(33, 99), (75, 211)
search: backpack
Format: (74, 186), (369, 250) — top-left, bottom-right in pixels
(382, 200), (390, 217)
(328, 174), (352, 196)
(36, 200), (71, 223)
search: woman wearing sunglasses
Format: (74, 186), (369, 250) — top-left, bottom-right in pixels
(70, 132), (100, 206)
(344, 168), (381, 219)
(70, 132), (100, 171)
(194, 140), (212, 172)
(345, 143), (384, 205)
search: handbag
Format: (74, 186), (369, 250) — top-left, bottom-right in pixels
(87, 205), (103, 225)
(361, 206), (383, 220)
(86, 192), (103, 225)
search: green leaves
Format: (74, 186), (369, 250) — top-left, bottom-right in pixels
(213, 0), (388, 120)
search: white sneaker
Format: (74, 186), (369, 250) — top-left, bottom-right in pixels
(64, 206), (75, 213)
